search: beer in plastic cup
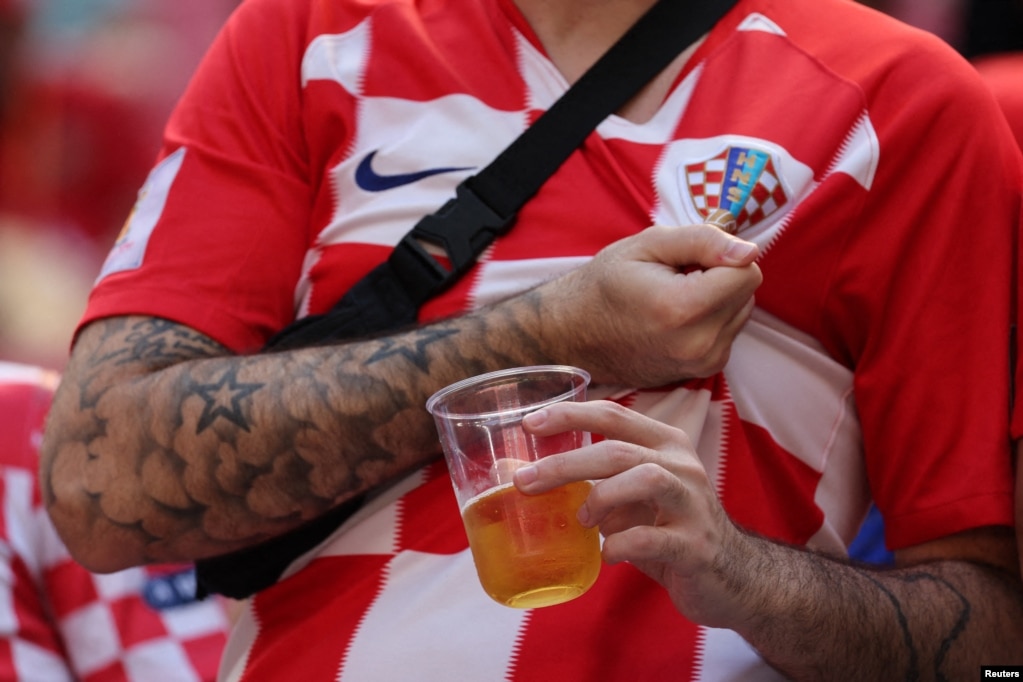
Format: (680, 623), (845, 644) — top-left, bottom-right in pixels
(426, 366), (600, 608)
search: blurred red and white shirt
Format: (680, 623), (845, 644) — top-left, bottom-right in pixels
(0, 362), (230, 681)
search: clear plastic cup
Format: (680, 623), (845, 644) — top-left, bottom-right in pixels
(427, 366), (599, 608)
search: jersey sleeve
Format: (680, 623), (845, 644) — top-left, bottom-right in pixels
(80, 0), (318, 352)
(838, 39), (1022, 549)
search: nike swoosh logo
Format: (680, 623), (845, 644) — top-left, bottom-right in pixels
(355, 151), (474, 192)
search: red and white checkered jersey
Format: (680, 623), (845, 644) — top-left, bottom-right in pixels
(0, 362), (230, 681)
(81, 0), (1021, 679)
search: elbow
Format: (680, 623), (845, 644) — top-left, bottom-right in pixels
(44, 496), (144, 574)
(40, 448), (144, 574)
(38, 350), (162, 574)
(63, 539), (139, 575)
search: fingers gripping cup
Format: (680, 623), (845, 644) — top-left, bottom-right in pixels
(427, 366), (600, 609)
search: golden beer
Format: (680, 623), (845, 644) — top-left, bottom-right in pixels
(461, 480), (600, 608)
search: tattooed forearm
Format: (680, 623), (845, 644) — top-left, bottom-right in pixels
(97, 317), (229, 370)
(40, 303), (554, 571)
(860, 569), (921, 681)
(191, 366), (263, 433)
(365, 327), (460, 370)
(858, 569), (972, 681)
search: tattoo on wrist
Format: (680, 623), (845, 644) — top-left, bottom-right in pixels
(860, 569), (970, 680)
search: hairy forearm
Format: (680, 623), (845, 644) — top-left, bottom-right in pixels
(41, 302), (550, 571)
(731, 533), (1023, 679)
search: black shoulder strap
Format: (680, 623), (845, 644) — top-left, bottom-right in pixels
(266, 0), (739, 349)
(196, 0), (739, 599)
(394, 0), (740, 296)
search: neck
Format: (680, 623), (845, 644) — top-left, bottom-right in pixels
(513, 0), (703, 124)
(513, 0), (660, 83)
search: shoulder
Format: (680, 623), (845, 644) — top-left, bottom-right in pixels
(752, 0), (988, 99)
(747, 0), (1015, 153)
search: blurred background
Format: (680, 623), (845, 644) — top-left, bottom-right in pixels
(0, 0), (239, 368)
(0, 0), (1020, 370)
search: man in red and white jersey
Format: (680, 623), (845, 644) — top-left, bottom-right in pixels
(0, 362), (231, 681)
(40, 0), (1023, 679)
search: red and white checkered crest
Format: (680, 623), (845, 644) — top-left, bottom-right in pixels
(684, 146), (788, 231)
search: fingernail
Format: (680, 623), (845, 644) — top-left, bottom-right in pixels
(577, 504), (591, 526)
(523, 408), (549, 427)
(723, 240), (757, 263)
(514, 464), (538, 486)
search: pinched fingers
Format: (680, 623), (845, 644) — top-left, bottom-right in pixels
(664, 270), (759, 377)
(666, 254), (762, 321)
(623, 225), (762, 380)
(637, 223), (759, 269)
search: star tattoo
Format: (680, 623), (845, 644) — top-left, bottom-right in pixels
(194, 368), (263, 433)
(365, 327), (458, 371)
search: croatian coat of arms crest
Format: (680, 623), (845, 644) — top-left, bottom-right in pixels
(683, 146), (788, 232)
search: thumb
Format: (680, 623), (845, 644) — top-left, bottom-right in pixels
(644, 223), (759, 269)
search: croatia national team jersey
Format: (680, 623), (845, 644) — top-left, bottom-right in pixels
(0, 362), (231, 681)
(81, 0), (1021, 679)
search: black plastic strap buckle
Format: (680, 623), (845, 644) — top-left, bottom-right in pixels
(388, 181), (515, 298)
